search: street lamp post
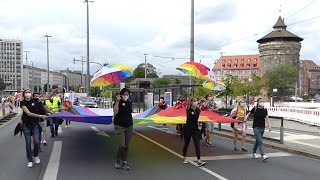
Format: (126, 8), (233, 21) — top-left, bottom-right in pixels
(24, 50), (29, 88)
(144, 54), (148, 81)
(44, 35), (51, 94)
(84, 0), (94, 96)
(73, 56), (85, 88)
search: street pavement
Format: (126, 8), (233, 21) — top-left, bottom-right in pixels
(0, 112), (319, 180)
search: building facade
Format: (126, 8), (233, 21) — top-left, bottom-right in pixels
(0, 39), (23, 91)
(23, 65), (66, 92)
(60, 69), (87, 90)
(163, 75), (190, 85)
(212, 54), (260, 80)
(300, 60), (320, 96)
(257, 16), (303, 76)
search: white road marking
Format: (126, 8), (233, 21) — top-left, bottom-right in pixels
(188, 152), (291, 161)
(43, 141), (62, 180)
(58, 126), (62, 134)
(148, 126), (180, 135)
(90, 126), (110, 137)
(134, 131), (228, 180)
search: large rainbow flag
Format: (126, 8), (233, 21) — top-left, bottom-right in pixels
(50, 105), (238, 125)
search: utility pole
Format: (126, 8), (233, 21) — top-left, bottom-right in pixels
(31, 61), (34, 91)
(84, 0), (94, 96)
(190, 0), (194, 62)
(44, 35), (51, 94)
(24, 51), (29, 88)
(144, 54), (148, 81)
(220, 52), (225, 81)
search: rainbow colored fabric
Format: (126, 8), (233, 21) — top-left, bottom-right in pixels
(90, 64), (133, 87)
(134, 106), (239, 124)
(202, 80), (226, 91)
(50, 105), (238, 125)
(176, 62), (213, 81)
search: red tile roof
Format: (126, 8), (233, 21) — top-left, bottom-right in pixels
(212, 54), (260, 70)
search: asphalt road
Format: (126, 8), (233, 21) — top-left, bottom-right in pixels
(0, 114), (319, 180)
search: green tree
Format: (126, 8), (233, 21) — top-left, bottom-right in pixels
(265, 64), (299, 95)
(133, 63), (158, 78)
(90, 87), (102, 97)
(152, 77), (170, 88)
(174, 78), (181, 85)
(0, 78), (6, 91)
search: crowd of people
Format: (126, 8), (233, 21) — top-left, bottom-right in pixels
(17, 86), (271, 169)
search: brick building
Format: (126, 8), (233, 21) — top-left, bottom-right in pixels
(212, 54), (260, 80)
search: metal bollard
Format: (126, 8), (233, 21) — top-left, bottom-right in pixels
(280, 117), (284, 144)
(218, 123), (222, 131)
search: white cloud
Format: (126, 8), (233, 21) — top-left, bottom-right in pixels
(1, 0), (319, 76)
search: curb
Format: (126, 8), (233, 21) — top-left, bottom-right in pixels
(213, 130), (320, 161)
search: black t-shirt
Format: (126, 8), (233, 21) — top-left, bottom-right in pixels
(20, 98), (40, 125)
(113, 99), (133, 127)
(35, 100), (46, 122)
(251, 107), (268, 128)
(186, 107), (200, 127)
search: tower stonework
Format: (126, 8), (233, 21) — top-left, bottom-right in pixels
(257, 16), (303, 76)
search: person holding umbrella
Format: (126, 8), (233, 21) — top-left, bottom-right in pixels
(113, 88), (133, 170)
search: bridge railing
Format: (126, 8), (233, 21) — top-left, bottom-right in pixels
(266, 107), (320, 126)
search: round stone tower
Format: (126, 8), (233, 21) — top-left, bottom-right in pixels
(257, 16), (303, 76)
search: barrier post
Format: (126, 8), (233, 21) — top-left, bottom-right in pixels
(280, 117), (284, 144)
(218, 123), (221, 131)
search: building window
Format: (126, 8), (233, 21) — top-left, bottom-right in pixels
(240, 64), (244, 68)
(254, 58), (257, 62)
(234, 64), (238, 68)
(247, 64), (251, 67)
(223, 59), (226, 63)
(241, 59), (245, 62)
(253, 64), (257, 67)
(248, 58), (251, 62)
(222, 64), (225, 68)
(228, 59), (232, 63)
(235, 59), (238, 62)
(227, 64), (231, 68)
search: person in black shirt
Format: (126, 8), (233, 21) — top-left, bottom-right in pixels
(113, 88), (133, 170)
(181, 93), (206, 167)
(245, 98), (271, 161)
(20, 88), (57, 168)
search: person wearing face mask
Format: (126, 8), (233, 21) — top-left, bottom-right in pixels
(20, 88), (56, 168)
(61, 97), (72, 127)
(175, 97), (187, 133)
(158, 97), (168, 128)
(229, 98), (248, 151)
(113, 88), (133, 170)
(245, 98), (271, 161)
(181, 92), (206, 167)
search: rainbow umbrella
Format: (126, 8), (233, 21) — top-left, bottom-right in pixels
(90, 64), (133, 87)
(176, 62), (212, 81)
(202, 80), (226, 91)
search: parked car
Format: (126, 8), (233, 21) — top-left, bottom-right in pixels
(78, 97), (98, 108)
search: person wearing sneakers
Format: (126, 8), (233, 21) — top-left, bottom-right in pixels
(229, 98), (248, 152)
(46, 89), (62, 138)
(113, 88), (133, 170)
(181, 92), (206, 167)
(245, 98), (271, 161)
(20, 88), (56, 168)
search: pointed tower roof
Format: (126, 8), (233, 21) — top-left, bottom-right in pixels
(273, 16), (287, 29)
(257, 16), (303, 43)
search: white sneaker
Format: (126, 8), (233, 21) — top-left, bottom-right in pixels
(65, 125), (68, 128)
(43, 140), (47, 146)
(197, 160), (206, 167)
(68, 125), (71, 128)
(34, 156), (41, 164)
(253, 153), (259, 159)
(183, 157), (188, 164)
(27, 162), (33, 168)
(262, 155), (268, 161)
(40, 140), (43, 144)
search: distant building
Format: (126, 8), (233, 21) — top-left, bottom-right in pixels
(129, 78), (157, 88)
(60, 70), (86, 89)
(163, 75), (190, 85)
(212, 54), (260, 80)
(300, 60), (320, 96)
(23, 65), (66, 92)
(0, 39), (23, 91)
(257, 16), (303, 76)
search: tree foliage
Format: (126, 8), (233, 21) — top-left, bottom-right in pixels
(133, 63), (158, 78)
(264, 64), (298, 95)
(152, 77), (170, 88)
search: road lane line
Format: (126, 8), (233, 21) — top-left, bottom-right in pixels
(188, 152), (291, 161)
(134, 131), (228, 180)
(43, 141), (62, 180)
(91, 126), (110, 137)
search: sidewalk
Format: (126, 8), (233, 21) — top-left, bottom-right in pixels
(213, 119), (320, 160)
